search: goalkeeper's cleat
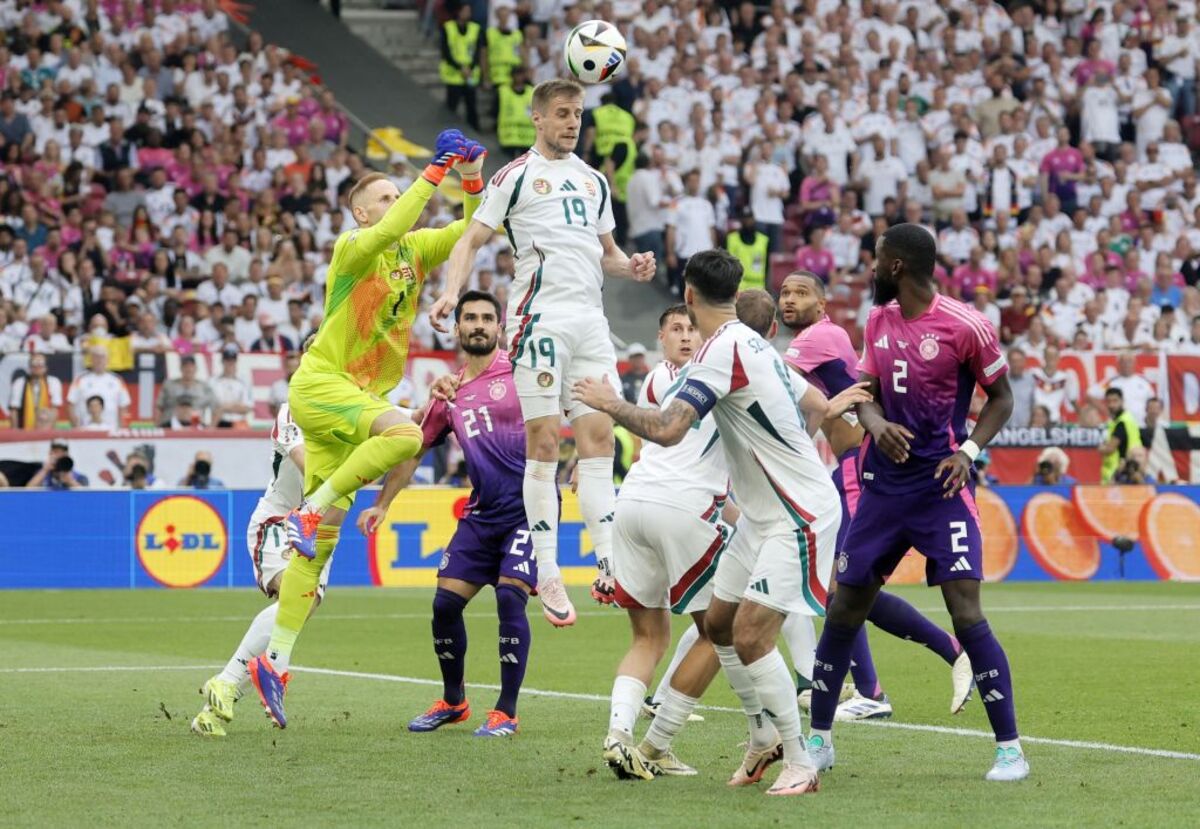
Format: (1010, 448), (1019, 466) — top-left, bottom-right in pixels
(473, 710), (518, 737)
(407, 699), (471, 732)
(536, 576), (576, 627)
(834, 691), (893, 722)
(806, 734), (835, 771)
(985, 746), (1030, 782)
(191, 706), (226, 737)
(765, 762), (820, 796)
(951, 651), (974, 714)
(641, 746), (697, 777)
(246, 656), (290, 729)
(285, 505), (322, 560)
(640, 696), (704, 722)
(606, 741), (660, 781)
(200, 676), (239, 723)
(727, 740), (783, 786)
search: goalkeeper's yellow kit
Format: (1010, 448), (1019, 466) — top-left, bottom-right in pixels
(289, 177), (481, 509)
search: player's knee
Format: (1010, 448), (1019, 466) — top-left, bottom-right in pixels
(732, 624), (768, 665)
(948, 606), (986, 632)
(495, 581), (530, 613)
(432, 587), (469, 620)
(705, 612), (733, 647)
(525, 424), (559, 461)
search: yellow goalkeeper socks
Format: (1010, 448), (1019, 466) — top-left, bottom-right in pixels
(307, 423), (423, 511)
(267, 524), (339, 672)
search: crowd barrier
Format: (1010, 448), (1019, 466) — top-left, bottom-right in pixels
(0, 486), (1196, 589)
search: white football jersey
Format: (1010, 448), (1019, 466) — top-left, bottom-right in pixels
(473, 148), (615, 318)
(618, 361), (729, 516)
(249, 404), (305, 525)
(670, 321), (838, 531)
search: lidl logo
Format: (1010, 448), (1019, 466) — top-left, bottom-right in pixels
(136, 496), (227, 588)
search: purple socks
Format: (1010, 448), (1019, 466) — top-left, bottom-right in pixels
(869, 591), (963, 665)
(810, 620), (857, 731)
(494, 583), (531, 717)
(431, 588), (469, 705)
(956, 619), (1019, 741)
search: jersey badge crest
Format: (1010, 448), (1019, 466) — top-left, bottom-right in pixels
(537, 371), (554, 388)
(489, 379), (508, 400)
(837, 552), (848, 574)
(919, 334), (940, 360)
(583, 179), (597, 197)
(532, 178), (551, 195)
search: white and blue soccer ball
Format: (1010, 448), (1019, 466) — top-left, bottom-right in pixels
(563, 19), (627, 84)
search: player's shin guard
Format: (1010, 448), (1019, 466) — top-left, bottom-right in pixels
(653, 624), (700, 705)
(809, 621), (858, 733)
(308, 423), (424, 510)
(494, 584), (530, 717)
(781, 614), (816, 691)
(267, 524), (338, 672)
(715, 644), (777, 749)
(643, 687), (698, 753)
(523, 460), (561, 579)
(576, 456), (616, 568)
(432, 588), (470, 706)
(746, 648), (810, 766)
(869, 591), (963, 664)
(610, 675), (647, 739)
(218, 603), (278, 692)
(956, 620), (1019, 742)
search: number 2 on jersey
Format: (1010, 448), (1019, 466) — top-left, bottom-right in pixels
(893, 358), (908, 393)
(561, 197), (588, 226)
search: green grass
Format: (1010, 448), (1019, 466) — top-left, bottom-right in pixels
(1, 583), (1198, 828)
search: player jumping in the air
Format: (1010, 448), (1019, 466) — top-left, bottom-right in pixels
(246, 130), (488, 729)
(576, 250), (868, 797)
(602, 304), (737, 780)
(779, 271), (973, 720)
(805, 224), (1027, 782)
(357, 292), (534, 738)
(191, 401), (328, 736)
(429, 78), (656, 628)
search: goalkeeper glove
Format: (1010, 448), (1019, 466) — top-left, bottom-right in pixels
(422, 129), (465, 187)
(456, 139), (488, 195)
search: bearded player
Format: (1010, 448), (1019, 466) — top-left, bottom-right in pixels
(779, 270), (972, 721)
(357, 291), (534, 738)
(428, 78), (656, 628)
(246, 131), (488, 729)
(805, 224), (1027, 782)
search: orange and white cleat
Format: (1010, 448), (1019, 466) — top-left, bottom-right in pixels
(765, 762), (821, 796)
(728, 740), (783, 786)
(535, 576), (576, 627)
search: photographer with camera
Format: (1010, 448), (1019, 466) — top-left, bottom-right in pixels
(25, 440), (89, 490)
(1113, 446), (1155, 485)
(179, 451), (225, 489)
(1031, 447), (1077, 486)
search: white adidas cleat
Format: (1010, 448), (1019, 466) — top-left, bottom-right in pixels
(806, 734), (835, 771)
(536, 576), (577, 627)
(951, 651), (974, 714)
(642, 746), (698, 776)
(985, 746), (1030, 782)
(834, 691), (893, 721)
(765, 762), (820, 796)
(797, 682), (855, 712)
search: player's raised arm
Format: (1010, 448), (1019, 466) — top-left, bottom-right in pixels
(599, 231), (656, 281)
(408, 140), (488, 270)
(429, 218), (493, 331)
(572, 376), (698, 446)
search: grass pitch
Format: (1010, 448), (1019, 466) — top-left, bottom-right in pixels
(1, 582), (1197, 828)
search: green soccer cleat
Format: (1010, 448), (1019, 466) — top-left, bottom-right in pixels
(191, 707), (227, 737)
(201, 676), (239, 723)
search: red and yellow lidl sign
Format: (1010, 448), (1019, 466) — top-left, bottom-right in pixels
(136, 496), (227, 587)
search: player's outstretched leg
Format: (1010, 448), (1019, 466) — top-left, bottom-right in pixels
(475, 582), (531, 737)
(941, 581), (1028, 781)
(191, 603), (277, 736)
(604, 606), (670, 780)
(522, 451), (575, 626)
(868, 590), (972, 713)
(410, 587), (472, 731)
(645, 624), (704, 722)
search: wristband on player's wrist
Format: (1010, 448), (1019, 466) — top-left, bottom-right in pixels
(959, 439), (981, 462)
(422, 165), (450, 186)
(460, 175), (484, 195)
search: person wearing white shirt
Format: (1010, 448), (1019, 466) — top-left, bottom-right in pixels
(1081, 74), (1121, 157)
(9, 353), (64, 428)
(195, 263), (243, 307)
(1155, 16), (1197, 117)
(1031, 345), (1078, 422)
(210, 348), (254, 427)
(14, 255), (63, 321)
(938, 210), (979, 264)
(1089, 352), (1157, 426)
(67, 347), (130, 429)
(854, 135), (908, 217)
(826, 213), (861, 271)
(745, 142), (790, 253)
(232, 295), (262, 351)
(1132, 68), (1174, 159)
(23, 314), (72, 354)
(665, 170), (718, 294)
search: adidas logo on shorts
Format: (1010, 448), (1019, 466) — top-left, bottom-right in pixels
(950, 556), (972, 572)
(749, 578), (770, 595)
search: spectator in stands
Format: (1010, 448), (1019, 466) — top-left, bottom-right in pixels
(1006, 347), (1035, 429)
(180, 451), (225, 489)
(251, 314), (294, 354)
(130, 311), (171, 355)
(725, 208), (768, 292)
(9, 353), (62, 430)
(66, 346), (128, 429)
(211, 347), (253, 428)
(744, 139), (788, 254)
(23, 314), (72, 354)
(665, 169), (717, 297)
(793, 226), (836, 284)
(1090, 351), (1156, 426)
(1031, 447), (1076, 486)
(270, 351), (301, 416)
(204, 227), (251, 282)
(80, 395), (110, 431)
(440, 3), (482, 130)
(620, 342), (649, 404)
(156, 354), (215, 427)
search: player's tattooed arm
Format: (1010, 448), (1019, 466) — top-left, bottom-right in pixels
(572, 376), (697, 446)
(935, 373), (1013, 497)
(856, 371), (914, 464)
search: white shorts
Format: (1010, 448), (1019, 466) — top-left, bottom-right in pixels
(612, 498), (733, 615)
(246, 516), (332, 598)
(506, 310), (620, 422)
(712, 511), (838, 617)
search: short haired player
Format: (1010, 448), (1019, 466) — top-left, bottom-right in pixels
(779, 270), (972, 720)
(429, 78), (657, 629)
(805, 224), (1027, 782)
(357, 292), (536, 738)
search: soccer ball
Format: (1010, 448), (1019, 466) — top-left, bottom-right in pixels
(563, 20), (627, 84)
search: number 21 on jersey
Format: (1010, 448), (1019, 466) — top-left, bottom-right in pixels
(462, 406), (494, 438)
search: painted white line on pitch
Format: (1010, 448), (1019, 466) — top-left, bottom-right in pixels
(2, 662), (1198, 762)
(1, 603), (1198, 626)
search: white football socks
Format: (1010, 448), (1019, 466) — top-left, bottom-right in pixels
(609, 675), (646, 740)
(715, 643), (778, 749)
(643, 687), (699, 755)
(575, 457), (616, 573)
(218, 603), (278, 691)
(652, 624), (701, 705)
(781, 613), (816, 685)
(523, 459), (560, 581)
(746, 648), (811, 766)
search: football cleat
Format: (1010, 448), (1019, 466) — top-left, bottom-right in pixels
(602, 733), (631, 767)
(473, 709), (518, 737)
(985, 746), (1030, 782)
(190, 706), (226, 737)
(606, 741), (660, 781)
(408, 699), (471, 732)
(798, 681), (855, 712)
(246, 656), (289, 729)
(535, 576), (577, 627)
(951, 651), (974, 714)
(834, 691), (893, 722)
(200, 676), (239, 723)
(591, 574), (615, 605)
(641, 696), (704, 722)
(728, 740), (783, 786)
(641, 746), (697, 776)
(766, 762), (820, 796)
(806, 734), (835, 771)
(285, 505), (322, 560)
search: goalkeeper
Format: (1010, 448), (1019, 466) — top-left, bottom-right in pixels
(246, 130), (488, 728)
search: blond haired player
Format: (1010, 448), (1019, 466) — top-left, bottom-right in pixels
(429, 79), (656, 627)
(246, 130), (488, 729)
